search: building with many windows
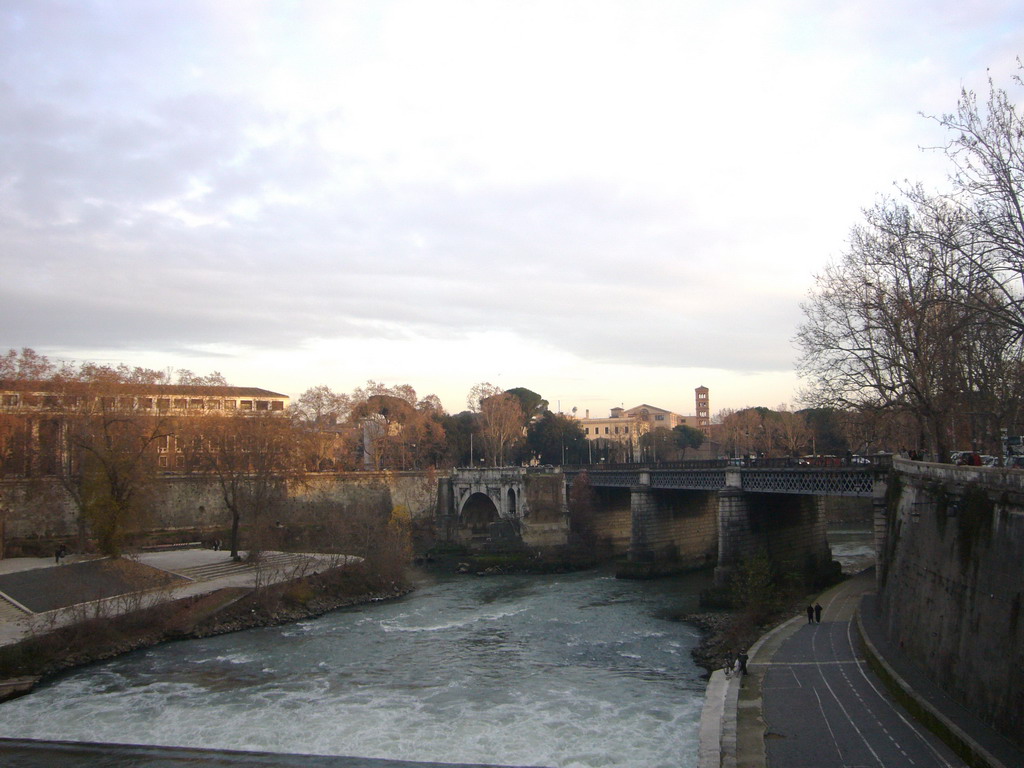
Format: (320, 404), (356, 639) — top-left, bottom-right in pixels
(0, 381), (289, 477)
(574, 387), (711, 460)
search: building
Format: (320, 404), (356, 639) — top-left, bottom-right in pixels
(0, 382), (289, 415)
(575, 387), (711, 460)
(0, 381), (290, 477)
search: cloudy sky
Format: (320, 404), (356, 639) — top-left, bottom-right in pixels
(2, 1), (1022, 418)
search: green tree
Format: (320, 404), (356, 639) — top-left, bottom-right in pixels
(440, 411), (478, 467)
(672, 424), (705, 452)
(526, 411), (586, 465)
(505, 387), (549, 426)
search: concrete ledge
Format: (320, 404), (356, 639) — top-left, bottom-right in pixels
(697, 663), (747, 767)
(855, 606), (1009, 768)
(698, 669), (728, 768)
(0, 676), (39, 703)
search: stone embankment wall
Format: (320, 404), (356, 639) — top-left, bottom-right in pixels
(0, 472), (439, 556)
(879, 459), (1024, 747)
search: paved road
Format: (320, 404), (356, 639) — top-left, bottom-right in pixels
(759, 574), (965, 768)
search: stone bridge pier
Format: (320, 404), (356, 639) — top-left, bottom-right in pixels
(442, 468), (568, 551)
(621, 472), (718, 577)
(712, 469), (834, 587)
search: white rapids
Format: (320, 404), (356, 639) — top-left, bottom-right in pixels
(0, 569), (713, 768)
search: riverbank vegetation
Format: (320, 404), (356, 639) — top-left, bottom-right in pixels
(685, 550), (840, 673)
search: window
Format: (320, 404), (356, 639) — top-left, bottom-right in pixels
(655, 414), (665, 421)
(604, 427), (609, 434)
(240, 400), (253, 410)
(614, 426), (620, 434)
(271, 401), (284, 411)
(157, 398), (170, 411)
(173, 398), (187, 409)
(625, 427), (629, 434)
(139, 398), (153, 410)
(189, 399), (203, 409)
(2, 394), (18, 406)
(224, 399), (237, 409)
(158, 455), (168, 468)
(584, 427), (590, 435)
(255, 400), (269, 411)
(207, 400), (221, 410)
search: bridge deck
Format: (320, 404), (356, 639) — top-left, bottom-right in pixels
(561, 459), (889, 497)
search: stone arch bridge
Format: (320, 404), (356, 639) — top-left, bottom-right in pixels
(443, 459), (891, 581)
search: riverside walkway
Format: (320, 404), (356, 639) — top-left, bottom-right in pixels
(0, 548), (346, 649)
(700, 568), (1024, 768)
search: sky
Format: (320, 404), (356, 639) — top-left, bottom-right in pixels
(2, 1), (1023, 419)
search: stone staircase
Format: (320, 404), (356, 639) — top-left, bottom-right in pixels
(173, 552), (319, 583)
(0, 593), (29, 622)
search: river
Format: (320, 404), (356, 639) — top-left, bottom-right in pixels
(0, 528), (876, 768)
(0, 568), (715, 768)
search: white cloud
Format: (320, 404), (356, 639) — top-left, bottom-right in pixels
(2, 0), (1023, 413)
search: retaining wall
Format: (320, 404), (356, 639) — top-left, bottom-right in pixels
(0, 472), (439, 556)
(879, 459), (1024, 747)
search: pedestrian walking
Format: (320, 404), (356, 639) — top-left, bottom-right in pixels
(806, 604), (814, 623)
(737, 650), (749, 675)
(814, 603), (822, 623)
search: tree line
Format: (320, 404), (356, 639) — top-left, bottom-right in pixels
(0, 349), (704, 559)
(796, 67), (1024, 460)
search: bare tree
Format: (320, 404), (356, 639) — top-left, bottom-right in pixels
(61, 391), (172, 557)
(290, 385), (355, 471)
(796, 197), (985, 459)
(925, 69), (1024, 338)
(773, 406), (812, 457)
(467, 383), (525, 466)
(183, 412), (300, 560)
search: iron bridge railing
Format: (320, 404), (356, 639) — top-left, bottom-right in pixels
(563, 463), (884, 497)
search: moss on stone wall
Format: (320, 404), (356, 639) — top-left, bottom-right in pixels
(934, 484), (950, 539)
(880, 471), (902, 588)
(956, 483), (994, 570)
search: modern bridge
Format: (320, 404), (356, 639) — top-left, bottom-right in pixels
(446, 457), (892, 582)
(563, 455), (891, 497)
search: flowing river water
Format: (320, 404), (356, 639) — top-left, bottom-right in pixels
(0, 568), (714, 768)
(0, 527), (874, 768)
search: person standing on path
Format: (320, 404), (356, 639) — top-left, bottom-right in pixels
(814, 603), (822, 623)
(806, 604), (814, 623)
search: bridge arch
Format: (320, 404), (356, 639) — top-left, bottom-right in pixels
(460, 492), (501, 541)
